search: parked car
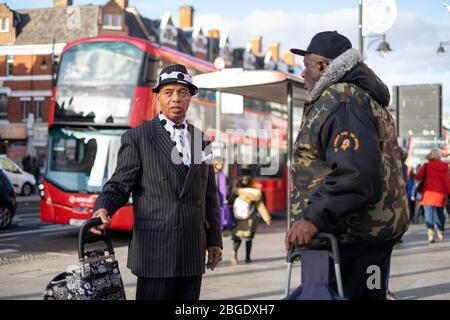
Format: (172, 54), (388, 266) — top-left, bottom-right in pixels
(0, 168), (16, 230)
(0, 155), (36, 195)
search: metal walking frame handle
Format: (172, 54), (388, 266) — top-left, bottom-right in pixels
(285, 232), (344, 298)
(78, 217), (115, 262)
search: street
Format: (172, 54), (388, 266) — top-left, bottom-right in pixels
(1, 197), (450, 300)
(0, 198), (131, 260)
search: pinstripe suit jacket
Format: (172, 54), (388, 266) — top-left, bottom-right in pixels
(94, 116), (222, 278)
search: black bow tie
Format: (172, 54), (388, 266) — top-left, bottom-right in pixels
(173, 124), (185, 129)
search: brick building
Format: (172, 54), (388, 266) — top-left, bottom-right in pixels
(0, 0), (300, 166)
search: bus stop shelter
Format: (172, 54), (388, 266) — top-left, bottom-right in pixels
(193, 69), (308, 225)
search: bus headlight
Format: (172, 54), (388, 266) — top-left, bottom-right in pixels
(38, 183), (45, 199)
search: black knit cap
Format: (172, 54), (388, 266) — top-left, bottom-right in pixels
(152, 64), (198, 95)
(290, 31), (352, 59)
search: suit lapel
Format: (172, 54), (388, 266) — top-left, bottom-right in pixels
(180, 124), (201, 198)
(148, 117), (186, 179)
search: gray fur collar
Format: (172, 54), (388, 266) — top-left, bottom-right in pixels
(310, 48), (363, 101)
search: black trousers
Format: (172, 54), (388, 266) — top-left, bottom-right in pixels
(136, 276), (202, 300)
(328, 239), (398, 300)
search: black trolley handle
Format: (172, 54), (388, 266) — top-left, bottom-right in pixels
(78, 217), (115, 262)
(285, 232), (344, 298)
(286, 232), (340, 264)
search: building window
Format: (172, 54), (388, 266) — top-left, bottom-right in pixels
(21, 100), (30, 121)
(113, 15), (121, 27)
(6, 55), (13, 76)
(35, 100), (43, 122)
(0, 17), (9, 32)
(0, 94), (7, 119)
(103, 14), (112, 26)
(103, 14), (122, 30)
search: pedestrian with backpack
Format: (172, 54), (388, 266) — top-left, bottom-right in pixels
(230, 175), (271, 264)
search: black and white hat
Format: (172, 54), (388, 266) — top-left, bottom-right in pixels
(152, 64), (198, 95)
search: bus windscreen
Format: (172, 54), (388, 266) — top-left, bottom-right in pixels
(54, 41), (145, 125)
(46, 127), (126, 193)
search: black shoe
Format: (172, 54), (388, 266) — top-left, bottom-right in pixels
(245, 258), (252, 264)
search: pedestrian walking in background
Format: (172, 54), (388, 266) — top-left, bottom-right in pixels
(407, 170), (417, 222)
(286, 31), (409, 300)
(31, 156), (41, 185)
(414, 148), (450, 243)
(91, 64), (222, 300)
(22, 154), (32, 173)
(213, 157), (234, 231)
(230, 175), (271, 264)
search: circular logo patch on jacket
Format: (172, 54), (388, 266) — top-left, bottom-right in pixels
(333, 131), (360, 152)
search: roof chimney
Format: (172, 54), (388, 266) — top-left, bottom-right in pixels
(179, 6), (194, 30)
(53, 0), (73, 7)
(267, 42), (280, 63)
(250, 36), (262, 56)
(114, 0), (129, 10)
(208, 29), (220, 39)
(282, 49), (295, 66)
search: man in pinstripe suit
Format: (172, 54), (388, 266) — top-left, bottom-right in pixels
(90, 64), (223, 300)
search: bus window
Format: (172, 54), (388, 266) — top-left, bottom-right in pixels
(54, 41), (146, 125)
(47, 128), (125, 193)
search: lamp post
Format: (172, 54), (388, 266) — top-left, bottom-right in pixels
(358, 0), (395, 60)
(358, 0), (364, 56)
(360, 33), (393, 60)
(437, 40), (450, 56)
(368, 34), (392, 58)
(213, 57), (226, 147)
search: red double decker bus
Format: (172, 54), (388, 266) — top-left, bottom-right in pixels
(40, 35), (215, 230)
(40, 35), (304, 231)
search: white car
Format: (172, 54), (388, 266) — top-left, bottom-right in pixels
(0, 156), (36, 196)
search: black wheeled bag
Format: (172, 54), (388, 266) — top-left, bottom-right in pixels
(43, 217), (126, 300)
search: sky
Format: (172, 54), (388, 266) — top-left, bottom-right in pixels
(6, 0), (450, 114)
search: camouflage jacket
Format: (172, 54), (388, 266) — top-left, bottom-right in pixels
(290, 48), (409, 245)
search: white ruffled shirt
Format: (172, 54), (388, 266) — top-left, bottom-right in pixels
(158, 113), (191, 166)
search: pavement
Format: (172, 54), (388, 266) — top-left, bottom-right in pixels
(1, 215), (450, 300)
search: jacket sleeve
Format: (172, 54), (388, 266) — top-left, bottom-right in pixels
(93, 131), (141, 217)
(256, 201), (271, 223)
(302, 102), (382, 233)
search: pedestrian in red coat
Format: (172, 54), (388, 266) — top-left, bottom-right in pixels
(415, 148), (450, 243)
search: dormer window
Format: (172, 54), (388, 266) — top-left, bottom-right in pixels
(103, 14), (122, 30)
(0, 17), (9, 32)
(161, 26), (178, 46)
(160, 12), (178, 47)
(192, 26), (207, 55)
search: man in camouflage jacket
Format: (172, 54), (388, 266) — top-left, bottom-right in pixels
(285, 31), (409, 300)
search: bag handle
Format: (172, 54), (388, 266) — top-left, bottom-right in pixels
(286, 233), (344, 297)
(286, 232), (340, 264)
(78, 217), (115, 261)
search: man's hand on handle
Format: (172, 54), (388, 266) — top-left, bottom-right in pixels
(285, 219), (319, 250)
(90, 208), (111, 235)
(206, 246), (222, 271)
